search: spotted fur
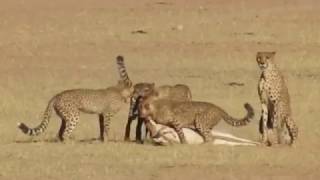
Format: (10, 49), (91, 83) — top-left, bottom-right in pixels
(256, 51), (298, 146)
(124, 83), (192, 143)
(139, 93), (254, 144)
(18, 56), (133, 142)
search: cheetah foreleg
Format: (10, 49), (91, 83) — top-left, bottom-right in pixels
(258, 78), (270, 145)
(260, 103), (270, 145)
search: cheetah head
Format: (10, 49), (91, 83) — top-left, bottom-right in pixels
(138, 91), (159, 119)
(256, 51), (276, 70)
(127, 83), (156, 117)
(132, 82), (156, 99)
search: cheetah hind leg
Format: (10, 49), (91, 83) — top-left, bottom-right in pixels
(195, 124), (214, 143)
(56, 108), (80, 143)
(278, 124), (291, 145)
(285, 117), (298, 146)
(199, 129), (214, 143)
(171, 121), (187, 144)
(58, 119), (66, 141)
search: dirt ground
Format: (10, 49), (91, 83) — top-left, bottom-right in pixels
(0, 0), (320, 179)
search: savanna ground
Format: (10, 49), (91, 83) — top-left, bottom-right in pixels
(0, 0), (319, 179)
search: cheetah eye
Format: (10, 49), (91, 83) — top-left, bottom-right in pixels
(266, 56), (270, 60)
(257, 57), (261, 61)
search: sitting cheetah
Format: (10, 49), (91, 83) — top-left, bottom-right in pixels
(124, 83), (192, 143)
(256, 51), (298, 146)
(139, 92), (254, 144)
(18, 56), (133, 142)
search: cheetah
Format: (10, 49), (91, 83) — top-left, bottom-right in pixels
(124, 83), (192, 143)
(139, 92), (254, 144)
(256, 51), (298, 146)
(18, 56), (133, 142)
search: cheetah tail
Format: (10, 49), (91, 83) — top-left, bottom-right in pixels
(116, 55), (133, 87)
(223, 103), (255, 127)
(17, 98), (55, 136)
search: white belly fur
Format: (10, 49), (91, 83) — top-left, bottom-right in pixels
(150, 120), (260, 146)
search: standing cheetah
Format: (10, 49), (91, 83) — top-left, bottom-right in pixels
(139, 92), (254, 144)
(124, 83), (192, 143)
(18, 56), (133, 142)
(256, 51), (298, 146)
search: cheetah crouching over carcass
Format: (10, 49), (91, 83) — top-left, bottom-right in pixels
(139, 92), (255, 144)
(124, 83), (192, 143)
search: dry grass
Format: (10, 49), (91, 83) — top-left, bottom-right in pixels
(0, 0), (320, 179)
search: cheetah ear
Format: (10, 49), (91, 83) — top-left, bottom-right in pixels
(269, 51), (276, 60)
(153, 91), (159, 97)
